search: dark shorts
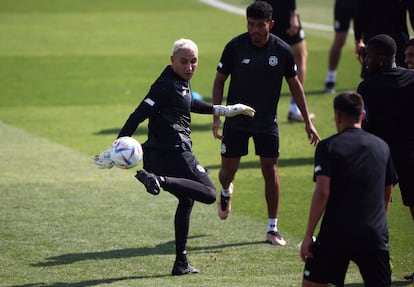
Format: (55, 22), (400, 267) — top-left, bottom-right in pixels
(221, 127), (279, 158)
(143, 148), (210, 181)
(303, 243), (391, 287)
(390, 147), (414, 206)
(271, 17), (305, 45)
(334, 0), (356, 32)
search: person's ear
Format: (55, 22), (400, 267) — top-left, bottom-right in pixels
(361, 110), (366, 121)
(269, 20), (275, 31)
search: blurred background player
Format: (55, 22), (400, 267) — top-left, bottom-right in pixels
(354, 0), (411, 71)
(324, 0), (357, 94)
(262, 0), (315, 122)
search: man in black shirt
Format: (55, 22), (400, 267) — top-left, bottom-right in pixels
(212, 1), (319, 246)
(301, 92), (397, 287)
(94, 38), (255, 275)
(357, 35), (414, 283)
(357, 34), (414, 221)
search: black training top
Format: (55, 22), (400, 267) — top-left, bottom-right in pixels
(357, 67), (414, 146)
(118, 65), (212, 151)
(217, 32), (296, 134)
(314, 128), (397, 250)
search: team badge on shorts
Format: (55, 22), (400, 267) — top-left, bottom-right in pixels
(269, 56), (278, 67)
(221, 143), (227, 155)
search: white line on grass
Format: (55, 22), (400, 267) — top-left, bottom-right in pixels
(199, 0), (334, 32)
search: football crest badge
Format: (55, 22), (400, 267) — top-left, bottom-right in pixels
(269, 56), (278, 67)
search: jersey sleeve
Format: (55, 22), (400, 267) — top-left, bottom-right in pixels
(191, 98), (213, 114)
(313, 141), (332, 181)
(280, 39), (297, 79)
(385, 151), (399, 186)
(217, 40), (234, 76)
(117, 82), (173, 138)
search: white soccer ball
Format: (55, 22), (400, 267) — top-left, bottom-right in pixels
(110, 136), (143, 169)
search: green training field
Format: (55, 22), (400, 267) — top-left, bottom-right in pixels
(0, 0), (412, 286)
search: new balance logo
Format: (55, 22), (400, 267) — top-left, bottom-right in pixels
(241, 58), (250, 64)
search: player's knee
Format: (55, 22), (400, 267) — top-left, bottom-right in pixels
(205, 187), (217, 204)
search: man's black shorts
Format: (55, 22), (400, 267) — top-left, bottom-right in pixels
(271, 23), (305, 46)
(221, 127), (279, 158)
(334, 0), (356, 32)
(303, 242), (391, 286)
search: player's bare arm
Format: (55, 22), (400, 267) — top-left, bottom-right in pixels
(300, 175), (330, 261)
(287, 76), (320, 145)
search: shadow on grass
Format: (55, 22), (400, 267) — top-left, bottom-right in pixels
(343, 282), (412, 287)
(5, 274), (170, 287)
(94, 122), (212, 135)
(31, 236), (263, 267)
(206, 157), (313, 170)
(6, 279), (412, 287)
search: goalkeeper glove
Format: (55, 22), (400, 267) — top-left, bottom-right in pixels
(213, 104), (255, 117)
(92, 149), (115, 169)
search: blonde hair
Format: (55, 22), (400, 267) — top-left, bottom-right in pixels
(172, 38), (198, 56)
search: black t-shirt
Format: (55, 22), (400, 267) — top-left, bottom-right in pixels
(118, 65), (212, 151)
(217, 33), (296, 133)
(314, 128), (397, 250)
(357, 67), (414, 145)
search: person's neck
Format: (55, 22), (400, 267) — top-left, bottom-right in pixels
(338, 123), (361, 132)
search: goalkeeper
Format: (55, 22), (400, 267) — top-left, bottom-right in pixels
(94, 38), (255, 276)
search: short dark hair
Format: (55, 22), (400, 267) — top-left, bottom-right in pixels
(334, 92), (364, 121)
(367, 34), (397, 58)
(247, 1), (273, 21)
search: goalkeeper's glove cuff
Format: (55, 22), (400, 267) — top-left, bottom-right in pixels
(213, 105), (227, 116)
(213, 104), (256, 118)
(93, 149), (115, 169)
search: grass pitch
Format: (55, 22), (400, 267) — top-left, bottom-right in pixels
(0, 0), (413, 286)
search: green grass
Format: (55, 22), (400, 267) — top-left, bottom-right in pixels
(1, 0), (413, 286)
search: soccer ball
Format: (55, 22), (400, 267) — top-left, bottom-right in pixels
(110, 136), (143, 169)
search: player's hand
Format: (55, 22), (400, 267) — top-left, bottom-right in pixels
(300, 235), (314, 262)
(92, 149), (115, 169)
(306, 122), (320, 146)
(214, 104), (255, 117)
(212, 117), (223, 140)
(355, 40), (366, 64)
